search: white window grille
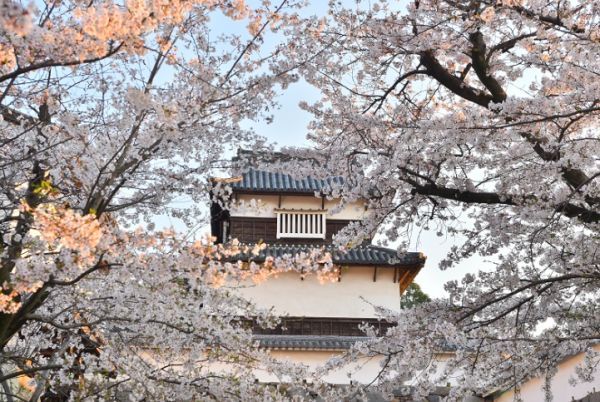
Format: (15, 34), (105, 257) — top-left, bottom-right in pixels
(275, 209), (327, 239)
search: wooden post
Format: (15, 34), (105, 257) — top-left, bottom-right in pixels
(276, 213), (281, 239)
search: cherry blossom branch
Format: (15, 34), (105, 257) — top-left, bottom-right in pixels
(0, 42), (123, 83)
(364, 68), (427, 113)
(407, 180), (600, 223)
(46, 262), (120, 287)
(509, 4), (586, 34)
(420, 50), (495, 108)
(0, 364), (62, 382)
(416, 41), (598, 206)
(458, 274), (600, 323)
(468, 31), (507, 103)
(224, 0), (290, 82)
(24, 314), (130, 330)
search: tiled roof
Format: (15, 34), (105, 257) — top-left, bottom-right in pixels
(254, 335), (367, 350)
(231, 244), (425, 267)
(254, 334), (456, 352)
(230, 168), (344, 194)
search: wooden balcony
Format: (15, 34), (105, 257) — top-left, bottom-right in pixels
(276, 209), (327, 239)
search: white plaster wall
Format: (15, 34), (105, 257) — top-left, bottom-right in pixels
(254, 345), (600, 401)
(255, 350), (484, 400)
(230, 194), (366, 220)
(494, 344), (600, 402)
(254, 350), (385, 384)
(234, 267), (399, 318)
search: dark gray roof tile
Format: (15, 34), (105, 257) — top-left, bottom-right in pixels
(254, 335), (367, 350)
(231, 168), (343, 194)
(229, 244), (425, 267)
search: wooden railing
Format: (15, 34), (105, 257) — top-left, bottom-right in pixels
(275, 209), (327, 239)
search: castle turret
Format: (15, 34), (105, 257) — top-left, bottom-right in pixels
(210, 164), (426, 384)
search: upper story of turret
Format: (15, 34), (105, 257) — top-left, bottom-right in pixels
(211, 167), (367, 245)
(209, 153), (426, 296)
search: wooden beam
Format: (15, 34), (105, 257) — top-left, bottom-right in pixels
(373, 266), (378, 282)
(211, 176), (243, 184)
(405, 268), (422, 291)
(398, 267), (423, 293)
(398, 270), (412, 294)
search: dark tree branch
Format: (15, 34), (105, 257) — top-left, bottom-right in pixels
(458, 273), (599, 326)
(0, 365), (62, 383)
(0, 106), (37, 127)
(223, 0), (289, 82)
(465, 283), (553, 330)
(468, 31), (507, 103)
(0, 257), (118, 349)
(365, 68), (427, 113)
(0, 43), (123, 83)
(519, 131), (560, 162)
(510, 5), (585, 34)
(419, 50), (495, 107)
(487, 32), (537, 61)
(407, 181), (600, 223)
(419, 44), (598, 207)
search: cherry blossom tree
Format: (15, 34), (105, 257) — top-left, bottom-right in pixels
(4, 0), (599, 398)
(0, 0), (332, 399)
(277, 0), (600, 399)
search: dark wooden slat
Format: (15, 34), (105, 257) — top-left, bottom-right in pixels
(229, 217), (356, 244)
(240, 317), (394, 337)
